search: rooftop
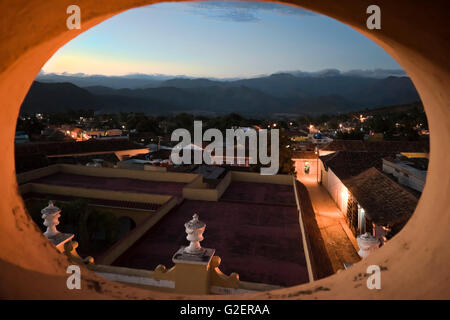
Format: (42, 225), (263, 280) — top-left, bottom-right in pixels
(30, 173), (186, 198)
(344, 167), (418, 225)
(384, 156), (429, 172)
(15, 139), (146, 156)
(320, 150), (394, 181)
(220, 181), (297, 206)
(113, 182), (308, 286)
(22, 192), (161, 211)
(192, 165), (226, 180)
(321, 139), (429, 153)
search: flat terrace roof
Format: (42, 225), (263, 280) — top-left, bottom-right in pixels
(22, 192), (161, 212)
(113, 183), (308, 287)
(30, 173), (186, 197)
(220, 181), (297, 206)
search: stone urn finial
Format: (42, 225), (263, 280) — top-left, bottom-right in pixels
(184, 214), (206, 255)
(41, 201), (61, 238)
(357, 232), (380, 258)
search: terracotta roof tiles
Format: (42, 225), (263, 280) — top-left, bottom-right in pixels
(320, 150), (395, 181)
(344, 167), (418, 225)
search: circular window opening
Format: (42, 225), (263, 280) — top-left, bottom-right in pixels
(7, 0), (440, 299)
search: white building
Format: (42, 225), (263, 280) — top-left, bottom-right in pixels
(382, 156), (428, 193)
(319, 151), (419, 244)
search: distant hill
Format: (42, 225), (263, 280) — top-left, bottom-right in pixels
(352, 101), (424, 116)
(22, 71), (420, 116)
(89, 85), (283, 115)
(20, 82), (99, 113)
(35, 73), (164, 89)
(159, 78), (221, 89)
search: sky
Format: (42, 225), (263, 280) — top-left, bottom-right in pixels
(42, 1), (402, 78)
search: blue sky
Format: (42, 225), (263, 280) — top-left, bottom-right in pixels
(42, 1), (402, 78)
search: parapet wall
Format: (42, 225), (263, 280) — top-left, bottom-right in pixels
(19, 182), (173, 205)
(16, 164), (198, 184)
(231, 171), (293, 185)
(87, 254), (282, 295)
(16, 165), (60, 184)
(183, 171), (232, 201)
(17, 165), (297, 208)
(293, 179), (334, 281)
(59, 164), (198, 183)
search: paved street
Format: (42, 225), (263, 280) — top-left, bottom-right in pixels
(298, 175), (361, 273)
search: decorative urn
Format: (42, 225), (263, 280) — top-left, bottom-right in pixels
(41, 201), (62, 238)
(184, 214), (206, 255)
(357, 232), (380, 258)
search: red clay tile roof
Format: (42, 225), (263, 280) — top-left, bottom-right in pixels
(320, 151), (395, 181)
(344, 167), (418, 225)
(321, 140), (365, 151)
(320, 139), (429, 153)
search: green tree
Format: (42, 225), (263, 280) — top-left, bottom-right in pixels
(86, 208), (119, 245)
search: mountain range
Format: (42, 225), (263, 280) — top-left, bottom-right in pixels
(22, 70), (420, 116)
